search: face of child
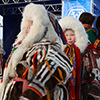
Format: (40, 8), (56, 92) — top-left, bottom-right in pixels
(65, 30), (76, 46)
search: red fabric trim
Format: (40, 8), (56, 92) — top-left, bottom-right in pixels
(74, 45), (81, 100)
(69, 78), (75, 99)
(33, 52), (38, 75)
(87, 44), (100, 56)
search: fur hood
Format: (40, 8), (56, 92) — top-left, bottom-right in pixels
(13, 3), (60, 47)
(59, 16), (88, 53)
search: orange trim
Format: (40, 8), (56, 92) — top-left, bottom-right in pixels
(52, 75), (64, 86)
(86, 28), (96, 33)
(94, 39), (100, 48)
(22, 68), (28, 79)
(45, 60), (52, 75)
(72, 70), (76, 79)
(83, 24), (92, 28)
(57, 68), (64, 81)
(45, 86), (51, 100)
(28, 86), (43, 98)
(4, 66), (7, 69)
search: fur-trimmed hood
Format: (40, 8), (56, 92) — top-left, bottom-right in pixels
(13, 3), (60, 47)
(59, 16), (88, 53)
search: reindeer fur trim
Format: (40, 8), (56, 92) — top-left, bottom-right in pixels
(59, 16), (88, 53)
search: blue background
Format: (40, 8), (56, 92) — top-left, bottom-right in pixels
(62, 0), (92, 19)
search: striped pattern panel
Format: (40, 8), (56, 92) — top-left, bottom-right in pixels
(20, 42), (73, 99)
(25, 42), (73, 84)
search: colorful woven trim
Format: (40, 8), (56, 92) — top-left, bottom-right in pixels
(65, 47), (69, 55)
(83, 24), (92, 28)
(64, 44), (76, 66)
(5, 41), (22, 68)
(14, 41), (22, 47)
(94, 39), (100, 48)
(28, 86), (43, 98)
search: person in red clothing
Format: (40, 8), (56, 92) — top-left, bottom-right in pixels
(59, 16), (88, 100)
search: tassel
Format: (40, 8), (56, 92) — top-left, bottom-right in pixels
(45, 60), (52, 75)
(33, 52), (38, 75)
(57, 68), (64, 81)
(22, 68), (28, 79)
(45, 85), (52, 100)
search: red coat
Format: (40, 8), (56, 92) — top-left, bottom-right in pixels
(74, 45), (81, 100)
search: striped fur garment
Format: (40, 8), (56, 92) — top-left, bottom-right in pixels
(80, 44), (100, 100)
(3, 41), (73, 100)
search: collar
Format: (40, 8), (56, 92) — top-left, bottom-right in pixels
(83, 24), (92, 28)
